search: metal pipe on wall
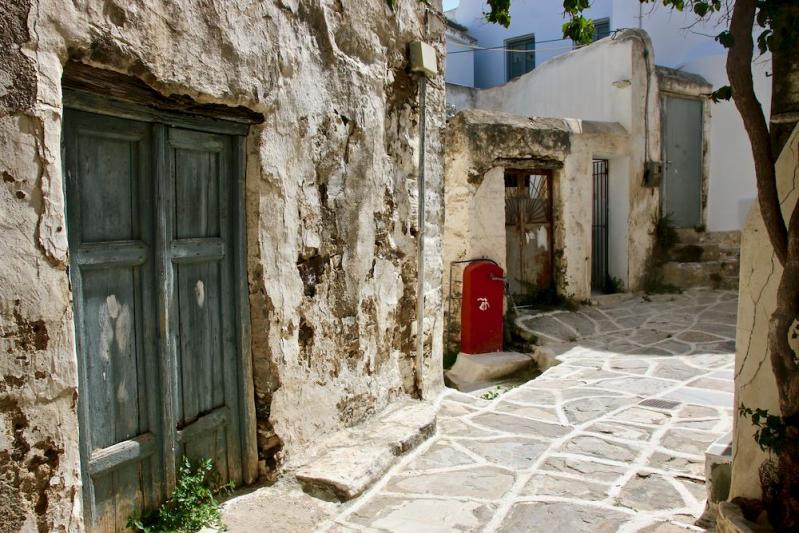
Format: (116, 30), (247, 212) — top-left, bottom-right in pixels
(414, 75), (428, 395)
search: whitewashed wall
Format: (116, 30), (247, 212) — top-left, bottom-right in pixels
(446, 0), (770, 232)
(445, 28), (475, 88)
(446, 0), (614, 89)
(679, 56), (771, 231)
(467, 33), (660, 289)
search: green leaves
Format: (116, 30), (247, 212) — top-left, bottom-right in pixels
(478, 0), (797, 60)
(710, 85), (733, 103)
(715, 30), (734, 48)
(757, 29), (774, 54)
(128, 457), (234, 533)
(739, 404), (788, 454)
(562, 15), (595, 45)
(485, 0), (512, 27)
(693, 2), (710, 17)
(562, 0), (592, 12)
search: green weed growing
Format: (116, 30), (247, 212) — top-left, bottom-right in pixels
(127, 457), (233, 533)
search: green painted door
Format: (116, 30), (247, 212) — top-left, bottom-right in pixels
(64, 106), (247, 531)
(663, 95), (703, 228)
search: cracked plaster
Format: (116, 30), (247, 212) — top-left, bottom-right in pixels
(730, 124), (799, 500)
(1, 0), (447, 529)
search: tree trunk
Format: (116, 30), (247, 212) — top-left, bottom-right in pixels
(768, 256), (799, 529)
(728, 0), (799, 529)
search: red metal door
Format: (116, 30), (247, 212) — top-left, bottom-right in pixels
(460, 261), (504, 354)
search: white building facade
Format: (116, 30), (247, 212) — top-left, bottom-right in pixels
(445, 0), (770, 233)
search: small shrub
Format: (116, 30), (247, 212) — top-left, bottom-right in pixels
(603, 276), (623, 294)
(480, 384), (517, 400)
(644, 277), (682, 294)
(655, 213), (680, 254)
(642, 213), (684, 294)
(128, 457), (233, 533)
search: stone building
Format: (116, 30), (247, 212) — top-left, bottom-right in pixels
(441, 30), (744, 355)
(0, 0), (446, 530)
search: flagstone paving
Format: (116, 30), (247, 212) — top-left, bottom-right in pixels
(325, 289), (737, 532)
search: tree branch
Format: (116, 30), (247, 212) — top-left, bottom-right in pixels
(726, 0), (788, 265)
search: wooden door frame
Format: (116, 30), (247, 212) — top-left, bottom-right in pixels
(62, 87), (259, 522)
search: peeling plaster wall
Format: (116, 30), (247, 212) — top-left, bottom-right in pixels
(560, 122), (631, 293)
(443, 109), (630, 348)
(730, 125), (799, 500)
(0, 0), (445, 529)
(442, 110), (568, 349)
(461, 30), (662, 290)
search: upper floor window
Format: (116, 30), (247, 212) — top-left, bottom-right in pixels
(593, 18), (611, 41)
(506, 34), (535, 81)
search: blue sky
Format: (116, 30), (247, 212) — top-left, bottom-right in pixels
(443, 0), (460, 11)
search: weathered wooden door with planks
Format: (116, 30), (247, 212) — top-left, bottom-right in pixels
(504, 169), (554, 297)
(64, 100), (251, 531)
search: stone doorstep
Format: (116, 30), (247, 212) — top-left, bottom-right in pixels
(661, 261), (739, 290)
(443, 351), (538, 392)
(675, 229), (741, 249)
(293, 399), (436, 502)
(589, 291), (640, 307)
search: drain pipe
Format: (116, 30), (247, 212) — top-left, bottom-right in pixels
(415, 74), (428, 395)
(409, 41), (437, 395)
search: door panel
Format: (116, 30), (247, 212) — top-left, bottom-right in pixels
(65, 110), (160, 530)
(65, 107), (247, 531)
(663, 96), (703, 227)
(175, 261), (225, 423)
(80, 268), (142, 449)
(167, 127), (243, 484)
(505, 170), (554, 297)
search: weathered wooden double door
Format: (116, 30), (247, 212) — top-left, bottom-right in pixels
(64, 98), (250, 530)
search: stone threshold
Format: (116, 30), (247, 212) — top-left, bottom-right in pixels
(293, 398), (436, 502)
(444, 347), (559, 392)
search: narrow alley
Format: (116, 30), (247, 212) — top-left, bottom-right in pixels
(325, 289), (736, 532)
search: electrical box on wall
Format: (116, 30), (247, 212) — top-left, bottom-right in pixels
(644, 161), (663, 187)
(409, 41), (437, 77)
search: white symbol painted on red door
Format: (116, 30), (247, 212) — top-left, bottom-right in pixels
(477, 297), (490, 311)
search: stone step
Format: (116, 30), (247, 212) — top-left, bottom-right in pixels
(675, 229), (741, 248)
(444, 351), (538, 392)
(661, 261), (739, 290)
(669, 243), (721, 262)
(293, 399), (435, 501)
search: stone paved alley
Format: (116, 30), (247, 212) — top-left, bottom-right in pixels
(323, 289), (737, 532)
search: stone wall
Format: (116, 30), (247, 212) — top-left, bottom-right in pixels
(730, 124), (799, 500)
(455, 30), (662, 290)
(442, 109), (630, 350)
(0, 0), (445, 530)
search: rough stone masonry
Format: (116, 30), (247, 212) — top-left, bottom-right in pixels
(0, 0), (446, 530)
